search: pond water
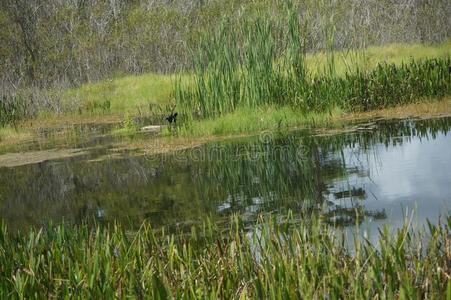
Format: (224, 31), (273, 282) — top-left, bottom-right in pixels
(0, 117), (450, 232)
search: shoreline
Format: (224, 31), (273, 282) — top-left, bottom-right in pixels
(0, 97), (450, 164)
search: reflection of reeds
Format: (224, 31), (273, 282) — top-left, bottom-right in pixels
(192, 132), (391, 220)
(0, 214), (449, 298)
(175, 2), (450, 120)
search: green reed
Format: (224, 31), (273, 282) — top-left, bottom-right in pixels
(175, 2), (450, 120)
(0, 214), (449, 299)
(175, 2), (304, 119)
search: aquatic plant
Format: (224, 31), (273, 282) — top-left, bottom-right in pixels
(0, 214), (449, 298)
(174, 2), (451, 120)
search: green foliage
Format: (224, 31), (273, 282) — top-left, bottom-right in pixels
(60, 42), (449, 132)
(306, 41), (451, 76)
(0, 214), (449, 298)
(175, 3), (305, 118)
(175, 2), (451, 119)
(344, 58), (451, 111)
(177, 105), (343, 137)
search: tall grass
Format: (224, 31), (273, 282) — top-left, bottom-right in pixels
(175, 3), (305, 118)
(175, 2), (451, 120)
(0, 95), (28, 128)
(62, 73), (178, 115)
(0, 214), (449, 298)
(328, 57), (451, 112)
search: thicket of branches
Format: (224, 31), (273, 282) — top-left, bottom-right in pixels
(0, 0), (449, 91)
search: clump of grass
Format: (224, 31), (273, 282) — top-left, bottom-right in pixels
(56, 41), (450, 122)
(0, 214), (449, 298)
(112, 114), (139, 136)
(175, 2), (306, 119)
(174, 1), (451, 120)
(343, 58), (451, 111)
(0, 94), (30, 128)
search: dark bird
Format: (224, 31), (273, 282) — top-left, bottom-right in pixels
(165, 105), (178, 125)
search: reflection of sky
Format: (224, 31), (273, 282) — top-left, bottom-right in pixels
(332, 132), (451, 245)
(367, 135), (450, 202)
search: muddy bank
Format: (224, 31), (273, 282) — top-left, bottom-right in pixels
(0, 149), (89, 168)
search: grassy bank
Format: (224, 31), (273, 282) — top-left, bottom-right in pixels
(177, 97), (451, 137)
(176, 106), (343, 137)
(0, 41), (450, 149)
(0, 214), (449, 298)
(306, 41), (451, 76)
(0, 127), (33, 144)
(62, 73), (178, 115)
(61, 41), (450, 116)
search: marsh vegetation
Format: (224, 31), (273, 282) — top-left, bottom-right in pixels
(0, 0), (450, 298)
(0, 0), (450, 135)
(1, 214), (450, 298)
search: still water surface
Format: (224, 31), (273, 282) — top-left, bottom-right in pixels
(0, 117), (450, 232)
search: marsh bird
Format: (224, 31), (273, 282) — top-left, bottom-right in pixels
(165, 105), (178, 125)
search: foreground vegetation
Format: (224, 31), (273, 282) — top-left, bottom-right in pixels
(0, 214), (449, 298)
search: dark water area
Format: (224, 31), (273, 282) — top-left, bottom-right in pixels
(0, 117), (450, 232)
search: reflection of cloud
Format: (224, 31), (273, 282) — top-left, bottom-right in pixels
(338, 130), (451, 250)
(367, 138), (420, 201)
(367, 134), (451, 204)
(339, 132), (451, 228)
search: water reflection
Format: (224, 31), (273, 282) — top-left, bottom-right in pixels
(0, 117), (450, 231)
